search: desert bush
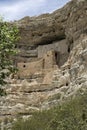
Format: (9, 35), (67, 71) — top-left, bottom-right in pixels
(12, 92), (87, 130)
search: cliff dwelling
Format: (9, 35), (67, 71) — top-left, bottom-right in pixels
(1, 0), (87, 124)
(17, 39), (70, 79)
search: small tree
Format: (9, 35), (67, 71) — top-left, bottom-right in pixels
(0, 18), (19, 95)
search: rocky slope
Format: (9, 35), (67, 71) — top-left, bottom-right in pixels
(0, 0), (87, 126)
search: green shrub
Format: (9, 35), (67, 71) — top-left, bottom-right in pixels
(12, 92), (87, 130)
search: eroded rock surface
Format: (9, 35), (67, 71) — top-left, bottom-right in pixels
(0, 0), (87, 125)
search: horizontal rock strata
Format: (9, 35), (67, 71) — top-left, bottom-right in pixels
(0, 0), (87, 126)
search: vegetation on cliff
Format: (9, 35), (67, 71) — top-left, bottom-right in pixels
(0, 18), (19, 95)
(12, 92), (87, 130)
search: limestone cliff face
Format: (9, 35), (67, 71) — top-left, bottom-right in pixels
(14, 0), (87, 70)
(0, 0), (87, 124)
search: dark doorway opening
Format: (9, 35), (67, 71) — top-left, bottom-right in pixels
(68, 46), (70, 53)
(55, 51), (60, 66)
(43, 59), (45, 69)
(23, 65), (26, 68)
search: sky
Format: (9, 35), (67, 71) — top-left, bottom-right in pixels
(0, 0), (71, 21)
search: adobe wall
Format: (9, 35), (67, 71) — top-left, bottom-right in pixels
(37, 40), (68, 58)
(38, 39), (69, 66)
(17, 59), (43, 77)
(17, 50), (57, 78)
(43, 50), (56, 69)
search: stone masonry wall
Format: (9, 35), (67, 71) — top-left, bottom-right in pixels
(38, 40), (68, 58)
(17, 50), (57, 78)
(38, 39), (69, 66)
(17, 59), (43, 77)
